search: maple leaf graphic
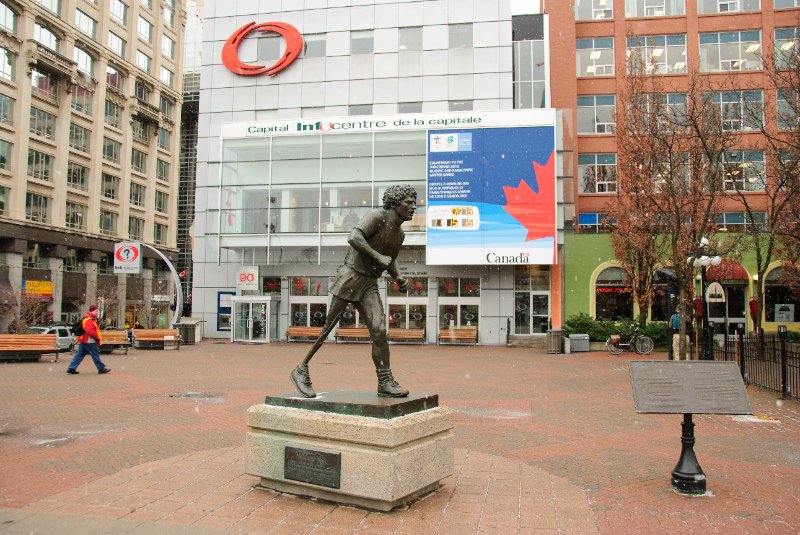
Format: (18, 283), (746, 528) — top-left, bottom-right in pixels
(502, 152), (555, 242)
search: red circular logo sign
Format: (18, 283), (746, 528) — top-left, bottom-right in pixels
(115, 245), (140, 263)
(222, 22), (303, 77)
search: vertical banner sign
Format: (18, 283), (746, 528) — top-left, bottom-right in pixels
(114, 242), (142, 274)
(237, 267), (259, 290)
(426, 127), (556, 265)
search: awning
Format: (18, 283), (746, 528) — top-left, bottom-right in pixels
(706, 260), (749, 284)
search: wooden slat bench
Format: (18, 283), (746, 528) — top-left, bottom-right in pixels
(335, 327), (371, 343)
(286, 326), (323, 342)
(438, 327), (478, 345)
(99, 330), (131, 354)
(388, 328), (425, 345)
(133, 329), (181, 349)
(0, 334), (60, 361)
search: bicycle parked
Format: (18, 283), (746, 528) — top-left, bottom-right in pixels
(606, 324), (654, 355)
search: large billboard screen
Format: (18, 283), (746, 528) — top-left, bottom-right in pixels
(426, 126), (556, 265)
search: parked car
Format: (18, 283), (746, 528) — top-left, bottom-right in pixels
(25, 326), (75, 352)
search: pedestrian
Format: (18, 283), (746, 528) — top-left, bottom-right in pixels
(133, 320), (143, 329)
(290, 184), (417, 398)
(670, 307), (689, 361)
(66, 305), (111, 375)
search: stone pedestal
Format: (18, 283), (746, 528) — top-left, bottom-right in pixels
(246, 391), (454, 511)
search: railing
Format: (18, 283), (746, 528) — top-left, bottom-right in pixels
(714, 333), (799, 400)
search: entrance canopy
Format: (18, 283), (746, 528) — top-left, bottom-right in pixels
(706, 260), (748, 284)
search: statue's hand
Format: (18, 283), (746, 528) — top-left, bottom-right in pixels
(376, 254), (392, 269)
(396, 277), (409, 293)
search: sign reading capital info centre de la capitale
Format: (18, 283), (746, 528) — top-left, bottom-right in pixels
(220, 109), (558, 267)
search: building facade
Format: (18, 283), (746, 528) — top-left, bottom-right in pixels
(0, 0), (185, 330)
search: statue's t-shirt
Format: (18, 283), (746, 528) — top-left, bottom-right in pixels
(344, 209), (405, 278)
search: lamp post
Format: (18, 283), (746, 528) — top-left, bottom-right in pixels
(692, 238), (722, 361)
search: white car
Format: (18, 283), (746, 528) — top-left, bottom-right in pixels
(25, 326), (75, 352)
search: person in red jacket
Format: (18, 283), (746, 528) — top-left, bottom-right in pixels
(66, 305), (110, 375)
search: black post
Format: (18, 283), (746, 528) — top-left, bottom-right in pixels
(779, 325), (788, 399)
(738, 324), (746, 381)
(700, 265), (713, 361)
(671, 413), (706, 494)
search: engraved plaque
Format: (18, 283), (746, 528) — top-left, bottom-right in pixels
(629, 361), (752, 415)
(284, 446), (341, 489)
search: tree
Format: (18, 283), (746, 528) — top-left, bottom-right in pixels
(0, 287), (49, 333)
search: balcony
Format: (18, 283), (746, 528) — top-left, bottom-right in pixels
(26, 41), (76, 81)
(130, 97), (161, 125)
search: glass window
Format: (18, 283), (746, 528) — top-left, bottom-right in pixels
(159, 95), (174, 118)
(388, 277), (428, 297)
(351, 30), (373, 54)
(25, 192), (50, 223)
(348, 104), (372, 116)
(775, 27), (798, 69)
(157, 127), (171, 150)
(135, 79), (150, 101)
(155, 190), (168, 212)
(578, 153), (617, 193)
(36, 0), (59, 15)
(129, 216), (144, 240)
(68, 123), (90, 152)
(159, 66), (173, 87)
(163, 0), (174, 27)
(0, 47), (14, 81)
(153, 222), (166, 245)
(65, 202), (86, 229)
(105, 100), (122, 128)
(576, 37), (615, 76)
(595, 267), (632, 320)
(29, 107), (55, 139)
(399, 26), (422, 51)
(723, 150), (765, 191)
(132, 118), (148, 142)
(109, 31), (126, 57)
(70, 85), (92, 114)
(777, 89), (798, 130)
(131, 148), (147, 173)
(0, 139), (10, 171)
(100, 210), (118, 236)
(162, 34), (175, 58)
(110, 0), (127, 24)
(75, 9), (96, 38)
(448, 100), (473, 111)
(575, 0), (613, 20)
(449, 23), (472, 49)
(67, 162), (89, 191)
(129, 182), (145, 206)
(626, 34), (687, 74)
(0, 93), (13, 126)
(710, 90), (762, 131)
(764, 268), (800, 322)
(698, 0), (760, 13)
(0, 3), (16, 33)
(138, 16), (152, 42)
(715, 211), (766, 231)
(34, 23), (58, 51)
(73, 47), (93, 75)
(699, 30), (762, 72)
(102, 137), (121, 163)
(513, 32), (547, 109)
(27, 149), (53, 181)
(107, 65), (123, 91)
(31, 68), (57, 102)
(135, 50), (151, 73)
(101, 173), (119, 199)
(775, 0), (800, 6)
(398, 102), (422, 113)
(578, 95), (616, 134)
(156, 158), (170, 181)
(303, 34), (326, 57)
(625, 0), (685, 16)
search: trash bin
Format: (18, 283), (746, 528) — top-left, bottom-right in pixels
(546, 329), (563, 354)
(174, 323), (195, 345)
(569, 334), (590, 352)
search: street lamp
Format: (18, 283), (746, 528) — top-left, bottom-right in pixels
(692, 238), (722, 361)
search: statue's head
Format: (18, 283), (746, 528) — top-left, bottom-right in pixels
(382, 185), (418, 210)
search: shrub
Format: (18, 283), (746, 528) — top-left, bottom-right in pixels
(563, 313), (669, 345)
(642, 321), (669, 347)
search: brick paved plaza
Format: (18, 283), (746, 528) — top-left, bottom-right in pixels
(0, 341), (798, 534)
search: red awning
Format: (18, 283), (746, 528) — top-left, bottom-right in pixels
(706, 260), (749, 283)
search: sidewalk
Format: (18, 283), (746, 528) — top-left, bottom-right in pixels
(0, 341), (798, 534)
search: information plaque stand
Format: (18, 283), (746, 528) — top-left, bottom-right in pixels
(629, 361), (752, 495)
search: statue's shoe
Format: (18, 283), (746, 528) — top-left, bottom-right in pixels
(290, 364), (316, 398)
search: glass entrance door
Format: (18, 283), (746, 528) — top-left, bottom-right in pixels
(708, 285), (746, 336)
(514, 292), (550, 334)
(232, 299), (271, 343)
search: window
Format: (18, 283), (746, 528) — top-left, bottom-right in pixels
(140, 0), (151, 9)
(513, 266), (551, 334)
(625, 0), (685, 16)
(129, 182), (145, 206)
(698, 0), (760, 13)
(28, 150), (53, 181)
(437, 277), (480, 331)
(399, 26), (422, 51)
(67, 162), (88, 191)
(626, 34), (687, 73)
(135, 79), (150, 101)
(31, 69), (57, 102)
(723, 150), (765, 191)
(775, 28), (798, 69)
(102, 137), (121, 163)
(64, 248), (83, 272)
(715, 211), (766, 231)
(398, 102), (422, 113)
(710, 90), (762, 131)
(351, 30), (373, 54)
(0, 3), (16, 33)
(135, 50), (151, 73)
(637, 92), (688, 126)
(162, 34), (175, 58)
(575, 0), (613, 20)
(576, 37), (614, 76)
(764, 268), (799, 322)
(30, 107), (55, 139)
(775, 0), (800, 6)
(513, 15), (547, 109)
(74, 9), (96, 38)
(349, 104), (373, 116)
(577, 212), (610, 233)
(578, 153), (617, 193)
(155, 190), (168, 212)
(595, 266), (632, 320)
(36, 0), (59, 15)
(70, 85), (92, 114)
(159, 66), (173, 87)
(25, 192), (49, 223)
(448, 100), (473, 111)
(98, 253), (114, 274)
(449, 23), (472, 49)
(108, 31), (126, 57)
(0, 185), (5, 214)
(159, 95), (174, 118)
(129, 216), (144, 240)
(131, 148), (147, 173)
(104, 100), (121, 128)
(107, 65), (123, 91)
(73, 47), (93, 75)
(699, 31), (761, 72)
(157, 127), (171, 150)
(34, 23), (58, 51)
(110, 0), (127, 24)
(0, 139), (11, 170)
(68, 123), (90, 152)
(101, 173), (119, 199)
(99, 210), (118, 236)
(153, 222), (167, 245)
(163, 0), (174, 27)
(777, 90), (798, 130)
(578, 95), (615, 134)
(0, 93), (14, 125)
(303, 34), (326, 57)
(65, 202), (86, 230)
(132, 118), (148, 142)
(0, 47), (14, 81)
(137, 16), (152, 42)
(156, 158), (170, 181)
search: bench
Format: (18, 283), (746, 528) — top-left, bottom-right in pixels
(287, 326), (323, 342)
(438, 327), (478, 345)
(99, 330), (131, 354)
(0, 334), (60, 361)
(335, 327), (371, 343)
(133, 329), (181, 349)
(388, 328), (425, 345)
